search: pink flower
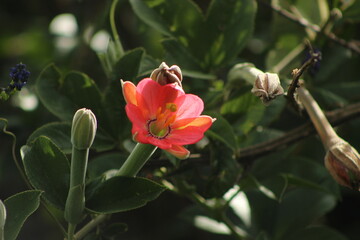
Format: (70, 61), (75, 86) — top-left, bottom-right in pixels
(122, 78), (215, 159)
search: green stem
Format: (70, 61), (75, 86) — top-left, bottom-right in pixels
(67, 223), (76, 240)
(117, 143), (157, 177)
(65, 147), (89, 234)
(297, 87), (340, 149)
(0, 118), (29, 188)
(74, 214), (109, 240)
(110, 0), (124, 57)
(69, 147), (89, 186)
(220, 212), (245, 240)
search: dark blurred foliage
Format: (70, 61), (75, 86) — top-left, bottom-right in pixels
(1, 0), (360, 239)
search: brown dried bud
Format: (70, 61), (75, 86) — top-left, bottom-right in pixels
(325, 139), (360, 190)
(251, 72), (284, 104)
(150, 62), (182, 87)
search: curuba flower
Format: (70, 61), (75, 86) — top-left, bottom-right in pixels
(122, 78), (215, 159)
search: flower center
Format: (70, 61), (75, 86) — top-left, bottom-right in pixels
(147, 103), (177, 139)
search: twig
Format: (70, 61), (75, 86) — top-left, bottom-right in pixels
(238, 102), (360, 163)
(286, 44), (321, 104)
(258, 0), (360, 55)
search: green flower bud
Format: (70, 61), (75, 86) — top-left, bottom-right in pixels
(71, 108), (97, 150)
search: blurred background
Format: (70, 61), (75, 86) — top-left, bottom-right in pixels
(1, 0), (360, 239)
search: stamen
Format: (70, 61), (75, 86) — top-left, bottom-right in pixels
(166, 103), (177, 112)
(164, 114), (176, 128)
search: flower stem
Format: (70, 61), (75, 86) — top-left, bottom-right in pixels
(220, 212), (245, 240)
(110, 0), (124, 58)
(69, 147), (89, 187)
(117, 143), (157, 177)
(74, 214), (109, 240)
(67, 223), (76, 240)
(65, 147), (89, 232)
(297, 86), (340, 149)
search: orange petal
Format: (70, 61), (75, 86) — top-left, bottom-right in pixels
(165, 145), (190, 159)
(172, 116), (215, 130)
(121, 80), (137, 105)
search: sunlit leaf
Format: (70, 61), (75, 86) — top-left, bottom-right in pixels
(36, 64), (103, 121)
(129, 0), (173, 37)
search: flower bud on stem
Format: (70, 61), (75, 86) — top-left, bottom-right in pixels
(297, 86), (360, 190)
(65, 109), (97, 240)
(150, 62), (182, 87)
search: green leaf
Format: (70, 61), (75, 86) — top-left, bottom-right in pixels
(133, 0), (256, 70)
(251, 154), (340, 198)
(180, 205), (231, 235)
(88, 153), (128, 179)
(246, 188), (338, 239)
(162, 39), (202, 71)
(255, 232), (270, 240)
(343, 0), (360, 22)
(323, 81), (360, 101)
(313, 46), (352, 84)
(239, 127), (283, 148)
(36, 64), (74, 120)
(238, 103), (266, 135)
(36, 64), (103, 121)
(203, 0), (257, 68)
(102, 79), (132, 141)
(205, 140), (241, 198)
(27, 122), (72, 154)
(182, 69), (216, 80)
(102, 223), (128, 238)
(21, 136), (70, 209)
(311, 88), (348, 108)
(221, 91), (258, 115)
(86, 176), (166, 214)
(266, 34), (303, 73)
(205, 112), (238, 151)
(129, 0), (173, 37)
(61, 71), (103, 114)
(113, 48), (144, 81)
(273, 189), (337, 240)
(288, 226), (348, 240)
(3, 191), (42, 240)
(26, 122), (116, 154)
(293, 0), (329, 26)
